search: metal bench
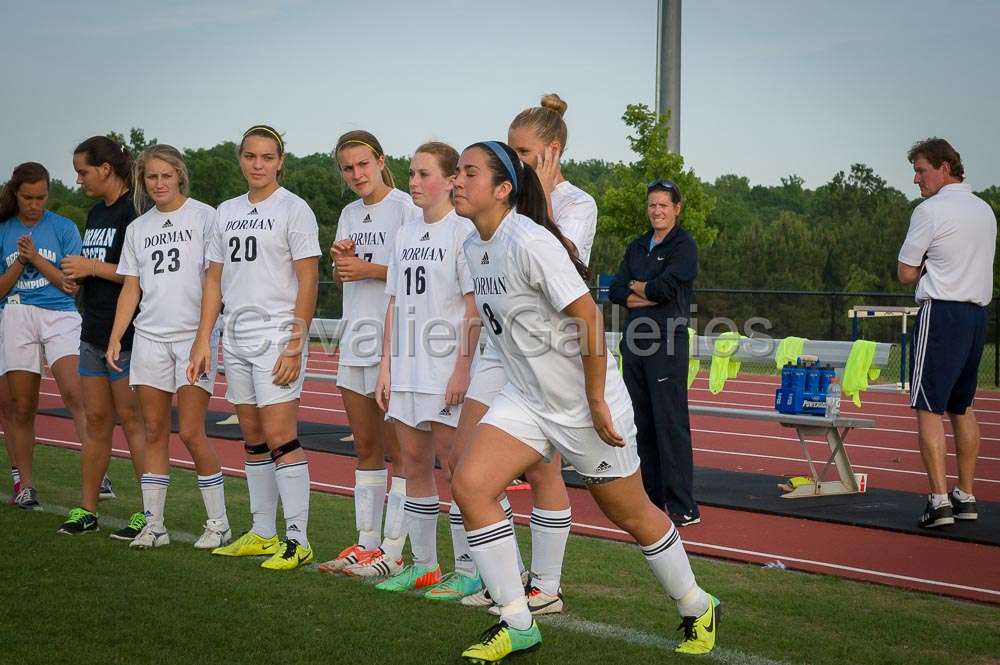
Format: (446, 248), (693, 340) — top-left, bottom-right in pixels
(683, 335), (892, 498)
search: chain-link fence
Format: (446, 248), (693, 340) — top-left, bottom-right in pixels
(318, 281), (999, 388)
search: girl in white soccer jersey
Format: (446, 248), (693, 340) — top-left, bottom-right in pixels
(457, 93), (600, 613)
(450, 141), (719, 662)
(318, 130), (415, 577)
(0, 162), (89, 511)
(189, 125), (321, 571)
(370, 142), (480, 594)
(103, 145), (230, 550)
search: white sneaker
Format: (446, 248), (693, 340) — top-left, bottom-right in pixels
(194, 520), (232, 550)
(130, 524), (170, 549)
(489, 586), (564, 615)
(462, 571), (529, 608)
(342, 547), (404, 578)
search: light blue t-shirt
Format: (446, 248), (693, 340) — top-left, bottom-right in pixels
(2, 210), (83, 311)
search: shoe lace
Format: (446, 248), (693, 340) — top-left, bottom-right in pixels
(478, 621), (508, 646)
(203, 520), (228, 534)
(128, 513), (145, 530)
(281, 539), (300, 560)
(68, 507), (89, 522)
(677, 616), (697, 642)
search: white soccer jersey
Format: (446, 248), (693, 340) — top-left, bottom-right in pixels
(551, 181), (598, 265)
(385, 209), (474, 393)
(336, 189), (417, 366)
(464, 210), (631, 427)
(117, 198), (216, 342)
(207, 188), (321, 342)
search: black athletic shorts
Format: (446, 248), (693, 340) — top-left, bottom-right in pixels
(909, 300), (987, 415)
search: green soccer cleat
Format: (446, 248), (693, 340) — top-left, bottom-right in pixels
(675, 594), (720, 655)
(461, 620), (542, 663)
(110, 512), (146, 541)
(57, 507), (99, 535)
(424, 571), (483, 601)
(212, 531), (280, 557)
(376, 564), (442, 592)
(260, 539), (314, 571)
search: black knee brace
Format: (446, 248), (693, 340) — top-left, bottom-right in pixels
(270, 439), (302, 462)
(244, 441), (270, 456)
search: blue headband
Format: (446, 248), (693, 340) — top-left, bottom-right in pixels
(481, 141), (519, 195)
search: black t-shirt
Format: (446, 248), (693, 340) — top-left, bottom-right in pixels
(80, 191), (137, 349)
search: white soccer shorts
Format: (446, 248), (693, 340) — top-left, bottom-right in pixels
(1, 303), (79, 374)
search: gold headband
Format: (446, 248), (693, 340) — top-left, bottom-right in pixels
(243, 126), (284, 152)
(338, 139), (382, 158)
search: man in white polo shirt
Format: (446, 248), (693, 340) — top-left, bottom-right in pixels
(897, 137), (996, 529)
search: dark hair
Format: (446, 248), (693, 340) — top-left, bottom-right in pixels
(335, 130), (396, 189)
(0, 162), (50, 221)
(908, 137), (964, 181)
(239, 124), (285, 180)
(469, 141), (590, 280)
(74, 136), (133, 190)
(647, 179), (682, 204)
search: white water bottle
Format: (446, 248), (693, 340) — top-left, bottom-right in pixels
(826, 380), (841, 419)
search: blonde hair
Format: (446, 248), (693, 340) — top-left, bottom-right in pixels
(133, 144), (189, 214)
(509, 93), (569, 150)
(335, 130), (396, 189)
(414, 141), (459, 178)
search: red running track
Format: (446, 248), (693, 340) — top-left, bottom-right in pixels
(31, 354), (1000, 605)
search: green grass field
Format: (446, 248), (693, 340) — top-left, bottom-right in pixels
(4, 445), (999, 665)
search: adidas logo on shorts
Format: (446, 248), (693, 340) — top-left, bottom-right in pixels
(278, 384), (290, 390)
(420, 232), (430, 241)
(248, 207), (259, 215)
(362, 214), (372, 223)
(481, 252), (490, 265)
(439, 406), (452, 416)
(162, 219), (173, 228)
(457, 553), (473, 562)
(595, 460), (612, 473)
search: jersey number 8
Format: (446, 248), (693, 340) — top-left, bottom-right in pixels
(482, 302), (502, 335)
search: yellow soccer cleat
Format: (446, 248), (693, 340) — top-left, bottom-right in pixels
(675, 594), (720, 655)
(261, 539), (314, 571)
(211, 531), (280, 557)
(461, 620), (541, 664)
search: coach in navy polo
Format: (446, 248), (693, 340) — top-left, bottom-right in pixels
(897, 138), (997, 529)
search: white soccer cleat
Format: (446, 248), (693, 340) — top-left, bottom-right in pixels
(462, 570), (529, 608)
(130, 524), (170, 549)
(194, 520), (232, 550)
(342, 547), (404, 578)
(489, 586), (564, 616)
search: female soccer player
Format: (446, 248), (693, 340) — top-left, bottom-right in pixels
(450, 141), (719, 662)
(318, 130), (415, 578)
(189, 124), (320, 571)
(0, 162), (89, 511)
(457, 94), (599, 613)
(103, 144), (230, 549)
(371, 142), (479, 594)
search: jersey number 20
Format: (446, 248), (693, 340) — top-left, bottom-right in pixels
(229, 236), (258, 262)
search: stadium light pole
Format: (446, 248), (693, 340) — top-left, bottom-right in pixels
(655, 0), (682, 153)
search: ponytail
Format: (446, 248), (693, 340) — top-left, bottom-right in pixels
(471, 141), (590, 281)
(0, 162), (50, 222)
(74, 136), (133, 191)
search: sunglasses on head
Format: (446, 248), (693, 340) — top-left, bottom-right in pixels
(647, 179), (678, 193)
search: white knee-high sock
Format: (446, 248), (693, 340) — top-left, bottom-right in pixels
(405, 495), (439, 569)
(641, 525), (709, 617)
(467, 519), (532, 630)
(244, 459), (278, 539)
(529, 507), (572, 595)
(275, 460), (310, 549)
(498, 495), (525, 575)
(381, 476), (407, 559)
(140, 473), (170, 530)
(449, 503), (476, 576)
(355, 468), (387, 549)
(197, 472), (228, 526)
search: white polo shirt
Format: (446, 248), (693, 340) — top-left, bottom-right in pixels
(898, 183), (996, 306)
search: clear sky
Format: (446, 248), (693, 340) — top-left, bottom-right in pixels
(2, 0), (998, 194)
